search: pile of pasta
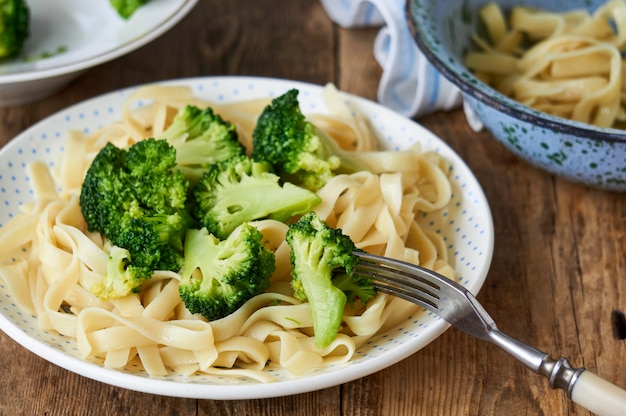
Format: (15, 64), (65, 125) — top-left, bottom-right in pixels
(0, 84), (456, 381)
(465, 0), (626, 128)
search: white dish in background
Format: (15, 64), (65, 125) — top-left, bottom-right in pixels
(0, 76), (494, 399)
(0, 0), (197, 106)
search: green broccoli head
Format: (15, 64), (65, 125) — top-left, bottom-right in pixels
(80, 138), (191, 235)
(109, 0), (149, 19)
(79, 138), (195, 298)
(286, 211), (376, 348)
(331, 270), (377, 306)
(251, 89), (369, 191)
(178, 224), (276, 321)
(159, 105), (245, 184)
(190, 154), (321, 239)
(79, 142), (137, 240)
(0, 0), (29, 59)
(114, 212), (193, 273)
(124, 138), (189, 213)
(91, 245), (153, 300)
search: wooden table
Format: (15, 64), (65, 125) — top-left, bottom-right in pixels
(1, 1), (624, 414)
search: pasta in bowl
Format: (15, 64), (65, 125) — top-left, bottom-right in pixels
(0, 76), (493, 399)
(407, 0), (626, 192)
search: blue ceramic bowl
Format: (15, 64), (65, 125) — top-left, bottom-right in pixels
(407, 0), (626, 192)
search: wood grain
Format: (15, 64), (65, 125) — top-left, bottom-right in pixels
(0, 0), (624, 415)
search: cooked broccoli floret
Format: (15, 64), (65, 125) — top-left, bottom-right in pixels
(251, 89), (370, 191)
(123, 138), (189, 214)
(80, 138), (196, 299)
(80, 142), (133, 240)
(113, 212), (191, 273)
(159, 105), (245, 184)
(109, 0), (149, 19)
(0, 0), (29, 60)
(178, 224), (275, 321)
(90, 245), (153, 299)
(331, 270), (377, 307)
(286, 211), (376, 348)
(190, 154), (321, 239)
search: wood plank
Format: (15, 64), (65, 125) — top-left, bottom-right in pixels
(0, 0), (624, 414)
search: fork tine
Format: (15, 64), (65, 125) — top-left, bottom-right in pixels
(353, 251), (489, 331)
(354, 262), (440, 311)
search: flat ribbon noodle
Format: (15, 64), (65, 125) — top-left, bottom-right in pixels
(0, 84), (458, 382)
(466, 0), (626, 127)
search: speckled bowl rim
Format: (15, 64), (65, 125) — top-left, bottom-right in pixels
(406, 0), (626, 144)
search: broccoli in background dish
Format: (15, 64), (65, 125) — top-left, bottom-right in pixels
(286, 211), (376, 348)
(251, 89), (370, 192)
(79, 138), (196, 299)
(159, 105), (246, 184)
(110, 0), (149, 19)
(178, 224), (275, 321)
(0, 0), (29, 60)
(190, 154), (321, 240)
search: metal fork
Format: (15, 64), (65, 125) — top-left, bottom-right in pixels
(353, 251), (626, 416)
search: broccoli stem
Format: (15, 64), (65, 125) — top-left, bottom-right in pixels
(299, 263), (347, 349)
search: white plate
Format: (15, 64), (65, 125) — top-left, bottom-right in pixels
(0, 0), (198, 106)
(0, 76), (494, 399)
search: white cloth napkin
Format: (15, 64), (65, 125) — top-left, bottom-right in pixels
(320, 0), (463, 119)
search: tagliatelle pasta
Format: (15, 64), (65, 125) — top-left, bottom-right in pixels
(465, 0), (626, 128)
(0, 84), (456, 381)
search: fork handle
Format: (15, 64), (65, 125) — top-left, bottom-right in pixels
(570, 370), (626, 416)
(537, 355), (626, 415)
(488, 330), (626, 415)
